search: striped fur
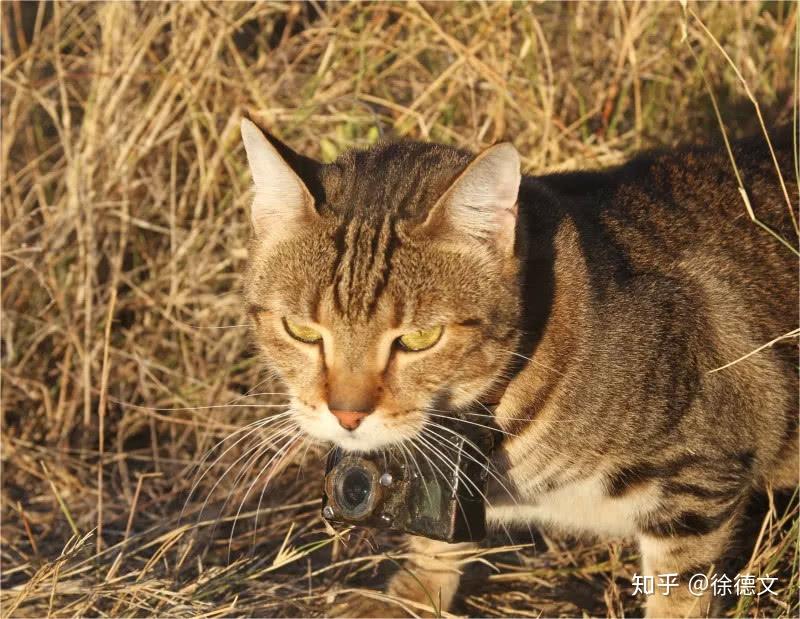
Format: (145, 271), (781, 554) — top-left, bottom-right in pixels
(241, 119), (798, 617)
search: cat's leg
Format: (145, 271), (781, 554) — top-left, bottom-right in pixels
(638, 513), (740, 618)
(385, 536), (476, 614)
(334, 536), (477, 618)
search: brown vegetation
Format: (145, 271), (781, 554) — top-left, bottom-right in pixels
(2, 2), (797, 616)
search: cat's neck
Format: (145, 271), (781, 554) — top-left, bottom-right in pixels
(497, 177), (591, 421)
(515, 177), (586, 357)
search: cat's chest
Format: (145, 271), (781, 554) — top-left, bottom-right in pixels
(487, 470), (659, 539)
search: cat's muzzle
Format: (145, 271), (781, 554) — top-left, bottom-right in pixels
(321, 415), (496, 543)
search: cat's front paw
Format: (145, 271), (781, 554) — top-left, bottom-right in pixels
(328, 536), (470, 617)
(328, 582), (450, 618)
(327, 589), (429, 618)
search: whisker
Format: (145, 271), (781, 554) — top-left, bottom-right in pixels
(465, 410), (535, 422)
(230, 392), (293, 399)
(183, 322), (255, 330)
(413, 433), (511, 544)
(407, 436), (465, 511)
(449, 388), (594, 425)
(466, 396), (498, 420)
(321, 443), (336, 461)
(449, 386), (507, 420)
(407, 437), (478, 543)
(411, 434), (467, 496)
(234, 373), (284, 403)
(422, 423), (519, 506)
(293, 437), (317, 483)
(417, 431), (500, 504)
(257, 432), (305, 505)
(229, 433), (303, 561)
(396, 440), (411, 473)
(420, 429), (527, 546)
(423, 409), (517, 437)
(186, 410), (292, 466)
(203, 425), (301, 550)
(180, 414), (292, 522)
(400, 437), (435, 507)
(203, 441), (279, 545)
(498, 349), (564, 376)
(195, 439), (273, 527)
(154, 403), (292, 412)
(195, 422), (298, 527)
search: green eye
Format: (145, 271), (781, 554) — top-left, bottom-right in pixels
(397, 326), (443, 352)
(283, 318), (322, 344)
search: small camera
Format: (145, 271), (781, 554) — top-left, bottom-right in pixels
(321, 416), (495, 543)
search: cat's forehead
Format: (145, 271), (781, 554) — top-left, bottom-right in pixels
(256, 225), (495, 328)
(320, 141), (473, 220)
(245, 140), (508, 326)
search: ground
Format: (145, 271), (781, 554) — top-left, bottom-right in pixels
(1, 2), (797, 617)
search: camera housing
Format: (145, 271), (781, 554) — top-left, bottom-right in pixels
(321, 417), (495, 543)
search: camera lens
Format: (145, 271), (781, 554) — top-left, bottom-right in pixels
(341, 468), (371, 510)
(330, 460), (381, 520)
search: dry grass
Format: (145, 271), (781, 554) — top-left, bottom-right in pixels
(1, 1), (797, 617)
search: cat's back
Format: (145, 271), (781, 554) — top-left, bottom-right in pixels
(532, 129), (797, 333)
(520, 129), (797, 489)
(614, 128), (797, 261)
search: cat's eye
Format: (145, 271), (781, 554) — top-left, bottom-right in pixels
(283, 318), (322, 344)
(397, 326), (443, 352)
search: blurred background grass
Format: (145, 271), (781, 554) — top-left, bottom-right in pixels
(1, 1), (797, 617)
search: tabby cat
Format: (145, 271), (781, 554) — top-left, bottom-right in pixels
(239, 115), (798, 618)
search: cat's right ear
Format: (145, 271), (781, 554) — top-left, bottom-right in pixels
(415, 143), (521, 256)
(240, 117), (320, 241)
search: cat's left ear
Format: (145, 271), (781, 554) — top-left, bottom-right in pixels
(240, 117), (321, 242)
(420, 143), (521, 255)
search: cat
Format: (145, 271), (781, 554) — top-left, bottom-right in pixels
(239, 114), (798, 618)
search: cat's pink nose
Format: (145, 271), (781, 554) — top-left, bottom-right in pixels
(330, 409), (370, 431)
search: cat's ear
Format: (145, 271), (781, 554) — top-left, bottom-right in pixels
(420, 143), (521, 255)
(240, 117), (320, 240)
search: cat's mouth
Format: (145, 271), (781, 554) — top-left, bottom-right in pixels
(291, 398), (423, 453)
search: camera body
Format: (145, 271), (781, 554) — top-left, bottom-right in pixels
(321, 418), (495, 543)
